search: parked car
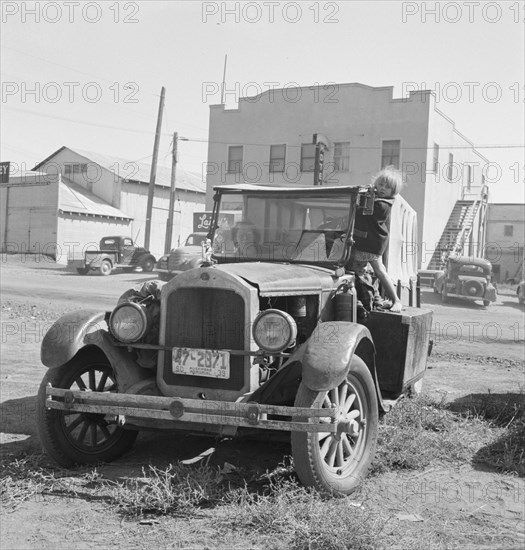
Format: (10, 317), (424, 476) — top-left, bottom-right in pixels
(156, 232), (207, 281)
(434, 256), (497, 306)
(68, 236), (156, 276)
(37, 184), (432, 496)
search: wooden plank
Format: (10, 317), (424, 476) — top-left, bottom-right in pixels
(46, 387), (337, 418)
(45, 400), (339, 433)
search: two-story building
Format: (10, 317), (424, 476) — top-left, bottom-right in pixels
(205, 83), (490, 268)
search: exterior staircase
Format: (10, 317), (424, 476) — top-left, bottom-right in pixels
(427, 199), (481, 270)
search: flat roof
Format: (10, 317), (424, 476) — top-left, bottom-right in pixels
(214, 183), (365, 196)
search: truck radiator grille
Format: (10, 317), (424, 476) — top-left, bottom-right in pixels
(163, 288), (246, 390)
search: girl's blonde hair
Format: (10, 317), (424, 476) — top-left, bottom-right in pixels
(373, 166), (404, 197)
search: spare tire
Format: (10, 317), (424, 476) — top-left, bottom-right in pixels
(463, 280), (483, 297)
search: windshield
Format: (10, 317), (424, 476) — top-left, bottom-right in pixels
(185, 234), (207, 246)
(211, 190), (357, 266)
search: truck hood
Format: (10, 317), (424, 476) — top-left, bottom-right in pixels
(214, 262), (336, 296)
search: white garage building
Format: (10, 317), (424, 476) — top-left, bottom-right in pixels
(0, 147), (206, 263)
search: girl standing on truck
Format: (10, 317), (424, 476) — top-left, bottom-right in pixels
(350, 167), (404, 313)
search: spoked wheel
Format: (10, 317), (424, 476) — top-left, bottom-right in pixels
(37, 351), (137, 467)
(292, 356), (378, 496)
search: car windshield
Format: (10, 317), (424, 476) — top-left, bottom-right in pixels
(185, 234), (207, 246)
(210, 188), (359, 266)
(458, 264), (487, 276)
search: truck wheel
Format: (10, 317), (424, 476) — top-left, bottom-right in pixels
(76, 267), (89, 275)
(141, 257), (155, 273)
(36, 351), (138, 468)
(291, 356), (378, 496)
(99, 260), (112, 276)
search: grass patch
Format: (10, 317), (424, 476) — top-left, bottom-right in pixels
(463, 392), (525, 476)
(373, 395), (494, 474)
(112, 462), (226, 516)
(0, 455), (48, 511)
(218, 479), (383, 550)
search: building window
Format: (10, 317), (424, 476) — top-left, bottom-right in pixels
(432, 143), (439, 172)
(504, 225), (514, 236)
(466, 164), (473, 189)
(334, 142), (350, 172)
(269, 144), (286, 173)
(381, 140), (400, 169)
(64, 163), (87, 176)
(447, 153), (454, 181)
(301, 144), (316, 172)
(227, 146), (243, 173)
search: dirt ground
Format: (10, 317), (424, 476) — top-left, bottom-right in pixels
(1, 255), (524, 549)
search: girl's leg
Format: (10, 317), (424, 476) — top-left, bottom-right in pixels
(369, 258), (403, 312)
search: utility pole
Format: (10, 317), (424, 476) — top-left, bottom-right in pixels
(144, 86), (165, 250)
(221, 54), (227, 104)
(164, 132), (178, 254)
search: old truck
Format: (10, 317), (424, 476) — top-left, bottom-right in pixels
(156, 232), (208, 281)
(37, 184), (432, 496)
(434, 255), (497, 307)
(156, 211), (241, 281)
(70, 236), (156, 276)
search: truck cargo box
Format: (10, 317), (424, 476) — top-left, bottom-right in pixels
(366, 307), (433, 397)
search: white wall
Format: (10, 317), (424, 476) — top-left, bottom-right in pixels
(56, 215), (131, 264)
(0, 172), (59, 257)
(486, 203), (525, 281)
(38, 148), (121, 208)
(120, 182), (205, 257)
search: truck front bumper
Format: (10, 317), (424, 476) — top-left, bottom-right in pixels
(44, 385), (349, 434)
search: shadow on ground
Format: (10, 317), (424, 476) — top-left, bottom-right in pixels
(449, 392), (525, 478)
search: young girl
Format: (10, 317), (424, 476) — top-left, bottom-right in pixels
(350, 167), (404, 313)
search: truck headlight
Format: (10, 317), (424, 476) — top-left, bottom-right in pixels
(252, 309), (297, 353)
(109, 302), (150, 343)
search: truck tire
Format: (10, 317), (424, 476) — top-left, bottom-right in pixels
(291, 356), (378, 496)
(36, 351), (138, 467)
(99, 260), (112, 276)
(141, 256), (155, 273)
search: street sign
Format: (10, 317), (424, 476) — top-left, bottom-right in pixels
(0, 162), (9, 183)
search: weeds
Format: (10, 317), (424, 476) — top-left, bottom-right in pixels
(112, 462), (225, 516)
(372, 395), (494, 474)
(218, 479), (383, 550)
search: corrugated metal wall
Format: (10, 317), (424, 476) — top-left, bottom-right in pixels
(1, 176), (59, 257)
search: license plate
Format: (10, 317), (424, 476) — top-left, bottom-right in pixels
(172, 348), (230, 379)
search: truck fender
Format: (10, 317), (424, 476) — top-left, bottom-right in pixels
(41, 310), (151, 393)
(301, 321), (376, 392)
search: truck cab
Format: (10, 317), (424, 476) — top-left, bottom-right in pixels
(72, 236), (156, 276)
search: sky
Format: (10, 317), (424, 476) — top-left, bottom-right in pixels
(1, 0), (524, 203)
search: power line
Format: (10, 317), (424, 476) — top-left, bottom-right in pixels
(6, 106), (523, 151)
(5, 106), (174, 137)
